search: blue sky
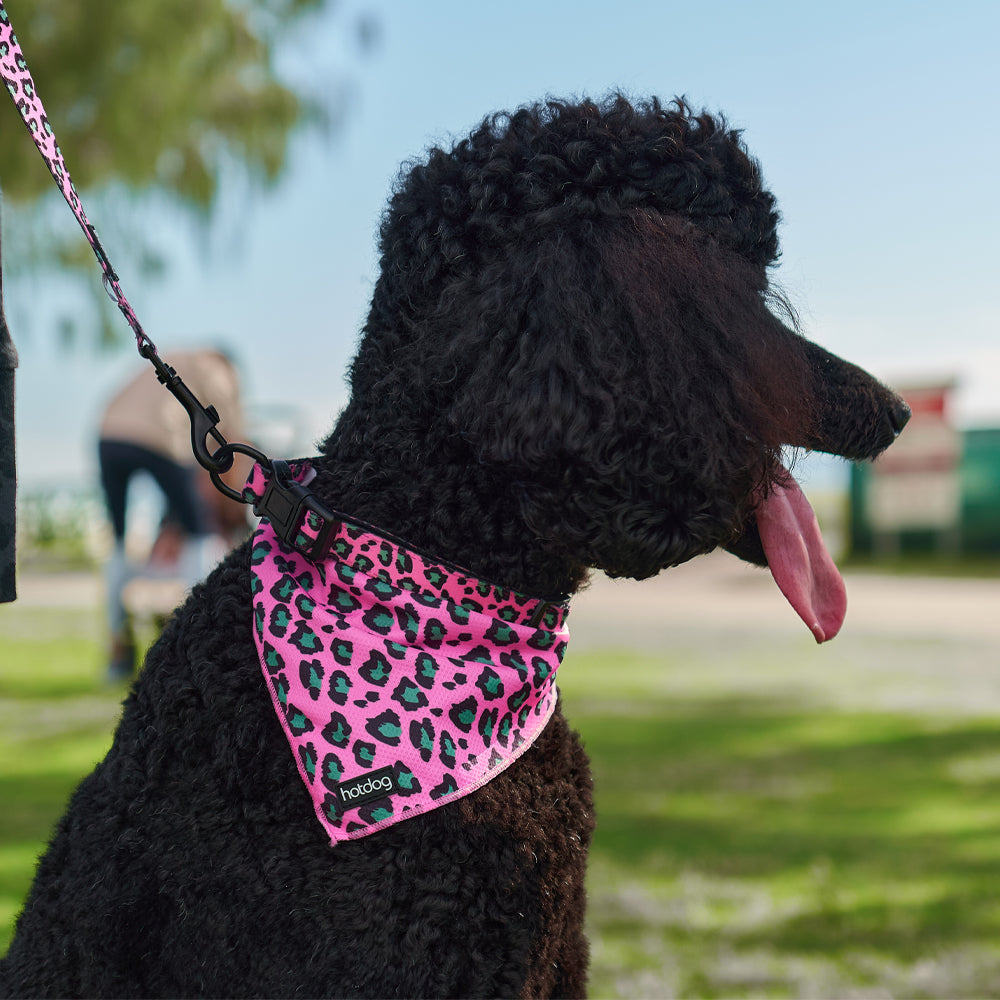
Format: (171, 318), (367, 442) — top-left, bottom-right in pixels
(6, 0), (999, 489)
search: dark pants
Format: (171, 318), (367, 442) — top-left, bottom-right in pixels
(98, 439), (209, 541)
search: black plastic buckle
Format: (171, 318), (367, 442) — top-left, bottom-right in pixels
(527, 601), (552, 629)
(254, 460), (341, 561)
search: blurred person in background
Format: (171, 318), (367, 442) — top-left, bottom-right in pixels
(97, 348), (250, 681)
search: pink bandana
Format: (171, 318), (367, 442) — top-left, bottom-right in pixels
(246, 463), (570, 844)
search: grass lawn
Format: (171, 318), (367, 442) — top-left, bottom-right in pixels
(0, 604), (122, 953)
(3, 594), (1000, 997)
(563, 645), (1000, 998)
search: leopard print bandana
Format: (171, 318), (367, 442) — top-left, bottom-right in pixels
(245, 463), (570, 844)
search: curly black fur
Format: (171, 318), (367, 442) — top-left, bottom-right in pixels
(1, 94), (907, 998)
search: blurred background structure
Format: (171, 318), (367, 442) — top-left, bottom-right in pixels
(850, 381), (1000, 558)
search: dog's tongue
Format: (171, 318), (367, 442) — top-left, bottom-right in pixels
(755, 472), (847, 643)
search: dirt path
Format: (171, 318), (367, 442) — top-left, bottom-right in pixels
(9, 555), (1000, 643)
(571, 551), (1000, 645)
(566, 553), (1000, 718)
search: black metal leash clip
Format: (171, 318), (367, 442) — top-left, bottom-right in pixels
(139, 343), (231, 474)
(138, 342), (271, 505)
(136, 347), (340, 557)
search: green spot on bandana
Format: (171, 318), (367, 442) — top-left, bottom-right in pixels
(532, 631), (555, 650)
(294, 627), (320, 651)
(481, 673), (503, 697)
(379, 721), (402, 740)
(370, 807), (393, 822)
(367, 659), (390, 683)
(508, 684), (531, 711)
(481, 714), (495, 741)
(398, 682), (422, 705)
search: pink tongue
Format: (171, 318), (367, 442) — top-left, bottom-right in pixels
(754, 472), (847, 643)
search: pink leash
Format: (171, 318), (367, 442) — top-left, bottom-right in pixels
(0, 1), (284, 513)
(0, 0), (151, 358)
(0, 0), (404, 572)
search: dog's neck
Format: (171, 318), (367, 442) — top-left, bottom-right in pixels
(314, 413), (587, 601)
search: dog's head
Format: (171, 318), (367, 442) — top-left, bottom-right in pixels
(334, 95), (908, 638)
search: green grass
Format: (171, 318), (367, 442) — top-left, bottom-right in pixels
(561, 648), (1000, 998)
(843, 551), (1000, 579)
(0, 606), (123, 950)
(3, 598), (1000, 996)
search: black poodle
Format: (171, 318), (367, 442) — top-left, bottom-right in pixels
(1, 95), (908, 998)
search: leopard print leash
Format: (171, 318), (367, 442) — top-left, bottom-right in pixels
(0, 2), (322, 551)
(0, 1), (148, 354)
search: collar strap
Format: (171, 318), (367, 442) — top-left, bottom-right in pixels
(244, 461), (567, 632)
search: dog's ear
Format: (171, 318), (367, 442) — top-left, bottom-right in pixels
(446, 211), (822, 579)
(445, 233), (622, 472)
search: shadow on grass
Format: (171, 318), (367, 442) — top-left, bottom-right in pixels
(566, 684), (1000, 995)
